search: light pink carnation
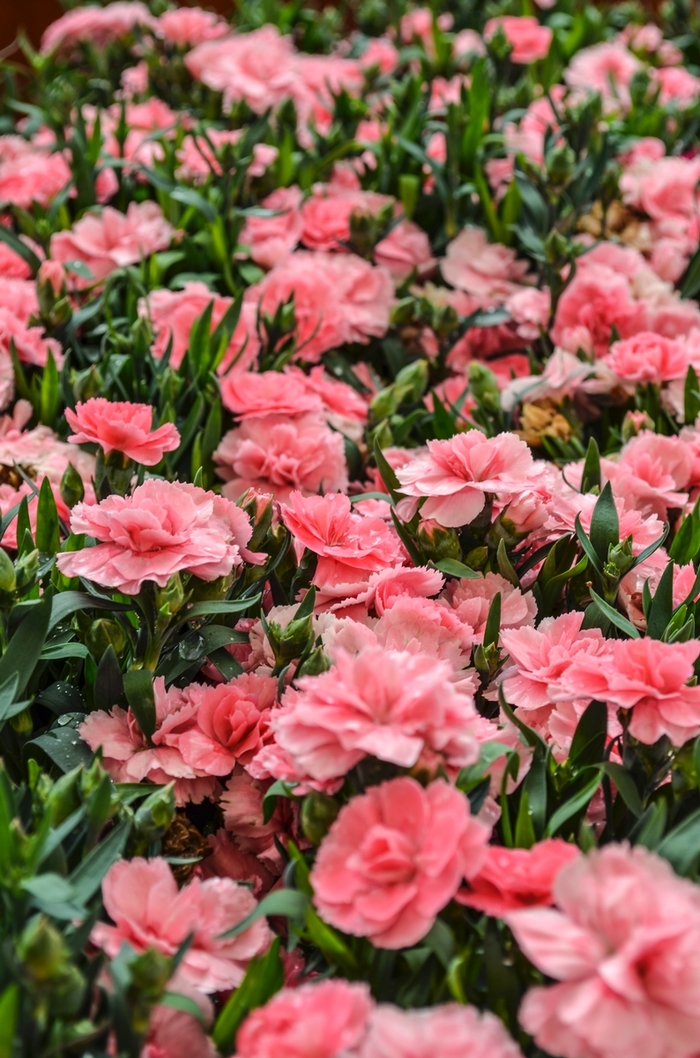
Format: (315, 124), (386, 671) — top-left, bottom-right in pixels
(396, 432), (533, 528)
(239, 186), (303, 269)
(564, 42), (642, 109)
(51, 202), (174, 285)
(508, 844), (700, 1058)
(605, 432), (693, 519)
(0, 143), (71, 210)
(604, 332), (691, 384)
(185, 26), (300, 114)
(92, 857), (271, 993)
(0, 308), (62, 368)
(360, 1003), (524, 1058)
(446, 572), (537, 642)
(555, 638), (700, 746)
(155, 7), (228, 46)
(0, 241), (31, 279)
(484, 16), (553, 64)
(267, 646), (480, 781)
(245, 251), (393, 362)
(215, 412), (349, 503)
(41, 1), (155, 54)
(374, 220), (436, 282)
(457, 839), (580, 917)
(65, 398), (180, 465)
(550, 262), (649, 357)
(236, 980), (373, 1058)
(653, 65), (700, 107)
(143, 988), (216, 1058)
(176, 129), (277, 185)
(441, 227), (532, 299)
(56, 479), (254, 594)
(139, 281), (259, 372)
(311, 777), (489, 949)
(299, 184), (394, 252)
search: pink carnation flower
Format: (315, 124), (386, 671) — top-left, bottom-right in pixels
(360, 1004), (524, 1058)
(215, 412), (349, 503)
(176, 130), (277, 186)
(245, 251), (393, 362)
(446, 571), (537, 643)
(51, 202), (174, 286)
(604, 432), (693, 519)
(239, 186), (303, 269)
(185, 26), (300, 114)
(508, 844), (700, 1058)
(484, 16), (553, 64)
(267, 645), (480, 781)
(65, 398), (180, 465)
(56, 479), (254, 594)
(605, 332), (691, 384)
(441, 226), (532, 299)
(155, 7), (228, 46)
(139, 281), (259, 373)
(281, 492), (405, 599)
(299, 183), (394, 252)
(457, 839), (580, 917)
(41, 1), (155, 54)
(0, 308), (62, 368)
(374, 220), (436, 282)
(311, 777), (489, 949)
(396, 432), (533, 528)
(91, 857), (271, 993)
(143, 988), (216, 1058)
(554, 638), (700, 746)
(236, 980), (373, 1058)
(564, 42), (642, 109)
(0, 143), (71, 210)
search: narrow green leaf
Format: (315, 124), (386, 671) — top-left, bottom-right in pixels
(212, 938), (283, 1052)
(218, 888), (310, 940)
(0, 984), (20, 1058)
(515, 790), (536, 848)
(599, 762), (643, 818)
(580, 437), (601, 492)
(656, 807), (700, 876)
(35, 476), (60, 555)
(432, 558), (480, 579)
(0, 596), (51, 696)
(69, 819), (129, 904)
(588, 589), (640, 639)
(588, 482), (619, 563)
(123, 669), (156, 740)
(545, 770), (602, 837)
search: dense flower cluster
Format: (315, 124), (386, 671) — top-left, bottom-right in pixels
(4, 2), (700, 1057)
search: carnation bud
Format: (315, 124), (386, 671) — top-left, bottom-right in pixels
(267, 613), (314, 664)
(86, 618), (127, 663)
(399, 173), (420, 219)
(60, 463), (85, 509)
(18, 917), (66, 983)
(545, 143), (576, 186)
(72, 365), (103, 403)
(0, 548), (16, 594)
(349, 210), (382, 257)
(544, 229), (570, 265)
(238, 488), (274, 551)
(301, 791), (340, 846)
(370, 385), (399, 421)
(391, 296), (415, 327)
(604, 535), (636, 581)
(296, 644), (331, 678)
(127, 948), (172, 1033)
(416, 518), (461, 561)
(394, 359), (429, 403)
(134, 782), (176, 844)
(621, 409), (654, 442)
(468, 362), (499, 410)
(45, 767), (82, 826)
(155, 573), (186, 621)
(10, 708), (33, 735)
(431, 303), (459, 337)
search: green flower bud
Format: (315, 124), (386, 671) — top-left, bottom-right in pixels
(18, 917), (66, 983)
(416, 519), (461, 562)
(134, 782), (176, 844)
(394, 359), (429, 403)
(0, 547), (16, 593)
(86, 618), (126, 663)
(545, 143), (576, 187)
(48, 964), (85, 1017)
(72, 365), (103, 403)
(301, 791), (340, 846)
(267, 614), (314, 664)
(45, 767), (82, 826)
(60, 463), (85, 510)
(155, 573), (186, 621)
(296, 645), (331, 678)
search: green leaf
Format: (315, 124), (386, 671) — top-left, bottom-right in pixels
(588, 589), (640, 639)
(645, 561), (674, 640)
(496, 539), (520, 587)
(161, 992), (207, 1025)
(123, 669), (156, 740)
(35, 477), (60, 554)
(305, 906), (359, 973)
(656, 807), (700, 876)
(0, 596), (51, 696)
(212, 938), (283, 1053)
(0, 984), (20, 1058)
(0, 675), (20, 725)
(545, 769), (602, 837)
(49, 591), (133, 631)
(94, 646), (124, 710)
(684, 365), (700, 425)
(217, 888), (310, 940)
(25, 717), (93, 773)
(632, 799), (668, 850)
(262, 779), (298, 823)
(580, 437), (601, 492)
(68, 819), (129, 904)
(483, 591), (501, 650)
(568, 700), (608, 769)
(39, 351), (60, 429)
(373, 438), (402, 503)
(422, 918), (455, 968)
(184, 595), (262, 620)
(599, 762), (643, 818)
(588, 482), (619, 563)
(432, 558), (480, 579)
(515, 790), (536, 849)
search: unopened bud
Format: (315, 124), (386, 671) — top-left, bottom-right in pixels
(45, 767), (81, 826)
(621, 409), (653, 442)
(237, 488), (274, 551)
(296, 644), (331, 678)
(60, 463), (85, 509)
(86, 618), (126, 663)
(18, 917), (66, 983)
(416, 518), (461, 561)
(301, 791), (340, 846)
(155, 573), (186, 620)
(394, 359), (429, 403)
(134, 782), (176, 844)
(0, 547), (16, 593)
(545, 143), (576, 187)
(72, 365), (103, 403)
(37, 260), (68, 316)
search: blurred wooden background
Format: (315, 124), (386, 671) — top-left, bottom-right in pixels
(0, 1), (235, 50)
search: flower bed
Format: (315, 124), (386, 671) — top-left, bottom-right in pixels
(3, 1), (700, 1055)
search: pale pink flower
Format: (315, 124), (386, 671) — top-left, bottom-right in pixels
(220, 767), (298, 873)
(396, 432), (534, 528)
(281, 492), (405, 598)
(51, 203), (174, 286)
(245, 251), (393, 362)
(453, 29), (487, 60)
(300, 184), (394, 252)
(0, 308), (62, 368)
(484, 16), (553, 64)
(441, 227), (532, 299)
(0, 277), (38, 324)
(311, 777), (489, 949)
(564, 42), (642, 109)
(170, 674), (277, 775)
(185, 26), (301, 114)
(653, 66), (700, 107)
(605, 432), (693, 519)
(65, 398), (180, 465)
(0, 146), (70, 210)
(604, 332), (691, 384)
(56, 479), (255, 594)
(92, 857), (271, 993)
(360, 38), (399, 75)
(446, 572), (537, 643)
(41, 1), (155, 54)
(215, 412), (349, 503)
(267, 646), (480, 781)
(374, 220), (435, 282)
(176, 129), (277, 185)
(508, 844), (700, 1058)
(0, 241), (31, 279)
(236, 980), (373, 1058)
(219, 368), (322, 419)
(155, 7), (227, 46)
(551, 263), (649, 358)
(360, 1003), (524, 1058)
(555, 638), (700, 746)
(370, 598), (477, 694)
(143, 988), (216, 1058)
(139, 281), (259, 372)
(457, 839), (580, 917)
(239, 186), (303, 269)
